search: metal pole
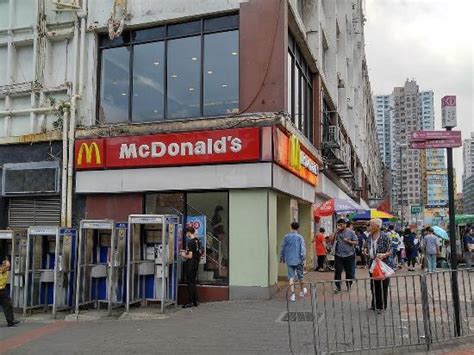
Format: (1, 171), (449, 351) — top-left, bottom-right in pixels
(446, 127), (461, 336)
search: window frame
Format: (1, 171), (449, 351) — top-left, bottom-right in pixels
(97, 14), (239, 125)
(288, 33), (313, 142)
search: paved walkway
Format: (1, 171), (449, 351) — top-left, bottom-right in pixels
(0, 267), (473, 354)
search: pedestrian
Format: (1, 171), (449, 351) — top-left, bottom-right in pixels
(325, 236), (335, 271)
(355, 228), (367, 268)
(463, 228), (474, 269)
(180, 227), (201, 308)
(0, 260), (19, 327)
(422, 227), (440, 272)
(387, 225), (402, 268)
(313, 227), (327, 271)
(333, 218), (358, 293)
(365, 218), (392, 314)
(403, 228), (418, 271)
(280, 222), (307, 302)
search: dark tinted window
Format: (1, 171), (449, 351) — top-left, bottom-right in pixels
(99, 47), (130, 123)
(134, 26), (165, 43)
(204, 15), (239, 32)
(203, 30), (239, 116)
(167, 36), (201, 119)
(167, 20), (201, 38)
(132, 41), (165, 122)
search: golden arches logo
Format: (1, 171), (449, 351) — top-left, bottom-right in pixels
(289, 134), (301, 170)
(77, 142), (101, 165)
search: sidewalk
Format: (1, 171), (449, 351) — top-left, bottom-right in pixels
(0, 268), (473, 354)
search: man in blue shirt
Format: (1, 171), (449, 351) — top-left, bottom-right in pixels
(280, 222), (307, 302)
(333, 218), (359, 293)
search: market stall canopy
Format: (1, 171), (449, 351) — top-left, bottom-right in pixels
(314, 198), (364, 217)
(455, 215), (474, 225)
(432, 225), (449, 240)
(349, 209), (397, 221)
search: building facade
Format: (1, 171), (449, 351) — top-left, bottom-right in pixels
(463, 175), (474, 214)
(0, 0), (382, 301)
(374, 95), (393, 169)
(463, 132), (474, 181)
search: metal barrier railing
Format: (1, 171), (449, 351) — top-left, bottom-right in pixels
(286, 268), (474, 354)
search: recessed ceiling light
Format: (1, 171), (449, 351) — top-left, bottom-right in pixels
(231, 52), (237, 56)
(207, 70), (213, 74)
(171, 74), (178, 78)
(121, 93), (127, 96)
(153, 110), (158, 113)
(189, 87), (195, 91)
(221, 84), (227, 88)
(134, 94), (138, 97)
(191, 57), (198, 61)
(112, 81), (118, 85)
(153, 61), (160, 65)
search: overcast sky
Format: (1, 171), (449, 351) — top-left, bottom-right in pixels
(364, 0), (474, 193)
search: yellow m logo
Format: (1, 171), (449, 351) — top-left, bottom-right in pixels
(77, 142), (101, 165)
(289, 135), (301, 170)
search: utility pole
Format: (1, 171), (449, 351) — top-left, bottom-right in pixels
(442, 95), (461, 337)
(446, 126), (461, 336)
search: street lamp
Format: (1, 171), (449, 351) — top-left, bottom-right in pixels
(399, 143), (408, 229)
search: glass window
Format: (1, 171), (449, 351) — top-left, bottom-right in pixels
(167, 20), (201, 38)
(294, 67), (300, 130)
(203, 30), (239, 116)
(99, 47), (130, 124)
(204, 15), (239, 32)
(98, 15), (239, 124)
(287, 53), (293, 117)
(187, 191), (229, 286)
(132, 41), (165, 122)
(167, 36), (201, 119)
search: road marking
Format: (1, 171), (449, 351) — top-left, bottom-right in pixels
(0, 321), (69, 354)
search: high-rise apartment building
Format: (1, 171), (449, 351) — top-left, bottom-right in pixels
(391, 80), (423, 220)
(374, 95), (393, 169)
(463, 132), (474, 181)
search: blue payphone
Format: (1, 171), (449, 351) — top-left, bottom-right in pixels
(24, 227), (76, 318)
(126, 215), (180, 314)
(75, 220), (127, 316)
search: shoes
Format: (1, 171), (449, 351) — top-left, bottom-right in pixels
(376, 310), (383, 315)
(333, 288), (341, 294)
(299, 287), (308, 298)
(289, 293), (296, 302)
(182, 303), (194, 309)
(368, 306), (375, 311)
(193, 302), (199, 307)
(7, 320), (20, 327)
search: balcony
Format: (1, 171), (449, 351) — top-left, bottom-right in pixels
(322, 125), (353, 179)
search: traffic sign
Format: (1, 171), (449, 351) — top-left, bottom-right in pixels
(410, 139), (462, 149)
(411, 130), (461, 142)
(441, 95), (457, 128)
(411, 205), (423, 214)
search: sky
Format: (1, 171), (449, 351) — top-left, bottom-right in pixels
(364, 0), (474, 193)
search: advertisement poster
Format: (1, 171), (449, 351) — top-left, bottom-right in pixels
(427, 172), (449, 207)
(185, 215), (207, 264)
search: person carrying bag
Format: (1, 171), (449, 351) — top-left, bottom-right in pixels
(365, 218), (394, 314)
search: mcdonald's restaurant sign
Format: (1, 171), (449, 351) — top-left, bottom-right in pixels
(75, 139), (105, 170)
(274, 129), (319, 186)
(74, 127), (260, 170)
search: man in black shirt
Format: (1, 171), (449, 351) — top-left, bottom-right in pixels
(181, 226), (201, 308)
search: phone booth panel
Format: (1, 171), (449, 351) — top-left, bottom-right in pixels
(24, 227), (76, 318)
(126, 215), (180, 314)
(75, 220), (127, 316)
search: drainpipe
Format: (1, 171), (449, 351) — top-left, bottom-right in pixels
(66, 0), (87, 227)
(61, 105), (70, 226)
(65, 18), (79, 228)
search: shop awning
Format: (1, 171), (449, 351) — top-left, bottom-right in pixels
(349, 209), (397, 221)
(314, 198), (364, 217)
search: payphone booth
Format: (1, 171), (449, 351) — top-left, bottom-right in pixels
(75, 220), (127, 316)
(23, 227), (76, 318)
(126, 215), (180, 314)
(0, 230), (13, 297)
